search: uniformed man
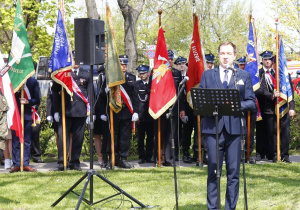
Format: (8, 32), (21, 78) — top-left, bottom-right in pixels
(255, 50), (278, 162)
(153, 50), (184, 166)
(10, 77), (40, 173)
(94, 64), (112, 168)
(113, 55), (136, 168)
(133, 65), (154, 164)
(237, 56), (246, 70)
(52, 55), (91, 171)
(205, 53), (215, 70)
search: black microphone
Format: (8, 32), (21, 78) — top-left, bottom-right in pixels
(179, 76), (189, 85)
(227, 67), (237, 72)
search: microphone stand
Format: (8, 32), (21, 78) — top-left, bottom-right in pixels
(232, 69), (248, 210)
(166, 82), (186, 210)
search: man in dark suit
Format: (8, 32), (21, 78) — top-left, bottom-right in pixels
(113, 55), (136, 168)
(199, 42), (256, 209)
(52, 61), (91, 171)
(132, 65), (154, 164)
(10, 77), (41, 173)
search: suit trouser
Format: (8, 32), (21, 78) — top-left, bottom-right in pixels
(31, 123), (42, 160)
(273, 113), (290, 159)
(12, 120), (32, 167)
(206, 128), (241, 210)
(58, 116), (86, 167)
(114, 118), (131, 157)
(137, 121), (154, 160)
(262, 114), (275, 159)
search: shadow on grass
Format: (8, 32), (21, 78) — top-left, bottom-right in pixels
(180, 203), (208, 209)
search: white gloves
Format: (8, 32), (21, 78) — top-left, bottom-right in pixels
(181, 116), (188, 124)
(100, 114), (108, 121)
(47, 116), (53, 123)
(86, 115), (96, 124)
(132, 112), (139, 122)
(54, 112), (60, 122)
(105, 85), (110, 93)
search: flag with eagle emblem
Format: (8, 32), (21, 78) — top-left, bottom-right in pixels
(149, 27), (176, 119)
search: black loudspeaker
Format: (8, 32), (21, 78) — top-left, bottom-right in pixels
(74, 18), (105, 65)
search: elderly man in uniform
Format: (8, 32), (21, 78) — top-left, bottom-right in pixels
(10, 77), (40, 173)
(52, 52), (90, 171)
(132, 65), (154, 164)
(113, 55), (136, 168)
(205, 53), (215, 70)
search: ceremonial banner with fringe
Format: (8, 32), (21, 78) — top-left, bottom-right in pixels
(149, 27), (176, 119)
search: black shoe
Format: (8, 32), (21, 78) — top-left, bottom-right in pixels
(69, 165), (82, 171)
(33, 159), (44, 163)
(138, 159), (145, 164)
(282, 158), (292, 163)
(54, 165), (64, 171)
(145, 158), (154, 163)
(255, 154), (262, 161)
(272, 157), (278, 163)
(249, 157), (256, 164)
(118, 159), (132, 168)
(183, 155), (192, 163)
(163, 161), (173, 166)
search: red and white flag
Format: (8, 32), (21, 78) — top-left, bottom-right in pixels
(149, 27), (176, 119)
(186, 15), (205, 108)
(0, 51), (24, 143)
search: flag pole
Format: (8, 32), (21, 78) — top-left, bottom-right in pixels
(157, 8), (162, 167)
(275, 18), (280, 162)
(61, 88), (67, 170)
(20, 88), (24, 172)
(110, 107), (115, 167)
(246, 1), (253, 162)
(192, 1), (202, 167)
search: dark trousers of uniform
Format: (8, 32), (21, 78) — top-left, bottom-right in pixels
(12, 120), (32, 167)
(153, 114), (176, 163)
(100, 120), (112, 155)
(137, 121), (154, 160)
(245, 111), (256, 155)
(274, 113), (290, 160)
(182, 115), (200, 154)
(206, 127), (241, 210)
(31, 123), (42, 161)
(114, 118), (131, 157)
(58, 116), (86, 167)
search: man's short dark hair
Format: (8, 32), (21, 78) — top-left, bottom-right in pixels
(218, 42), (237, 54)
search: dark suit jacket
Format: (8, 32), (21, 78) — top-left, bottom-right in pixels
(199, 67), (256, 135)
(52, 69), (90, 118)
(15, 77), (41, 121)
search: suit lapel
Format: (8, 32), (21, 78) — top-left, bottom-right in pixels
(214, 68), (223, 88)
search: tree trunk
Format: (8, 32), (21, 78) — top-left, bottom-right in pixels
(118, 0), (145, 73)
(85, 0), (100, 19)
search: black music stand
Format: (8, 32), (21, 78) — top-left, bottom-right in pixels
(191, 88), (242, 210)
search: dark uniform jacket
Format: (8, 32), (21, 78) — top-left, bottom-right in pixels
(114, 72), (136, 120)
(171, 67), (185, 115)
(133, 79), (152, 122)
(15, 77), (41, 121)
(52, 69), (90, 117)
(94, 72), (109, 117)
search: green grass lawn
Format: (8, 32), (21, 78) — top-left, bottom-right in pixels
(1, 162), (300, 210)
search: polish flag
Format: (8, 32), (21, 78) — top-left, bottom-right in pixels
(0, 51), (24, 143)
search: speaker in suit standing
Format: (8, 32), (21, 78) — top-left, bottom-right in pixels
(199, 42), (256, 210)
(52, 61), (91, 171)
(113, 55), (136, 168)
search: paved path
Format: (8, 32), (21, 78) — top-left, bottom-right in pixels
(1, 155), (299, 174)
